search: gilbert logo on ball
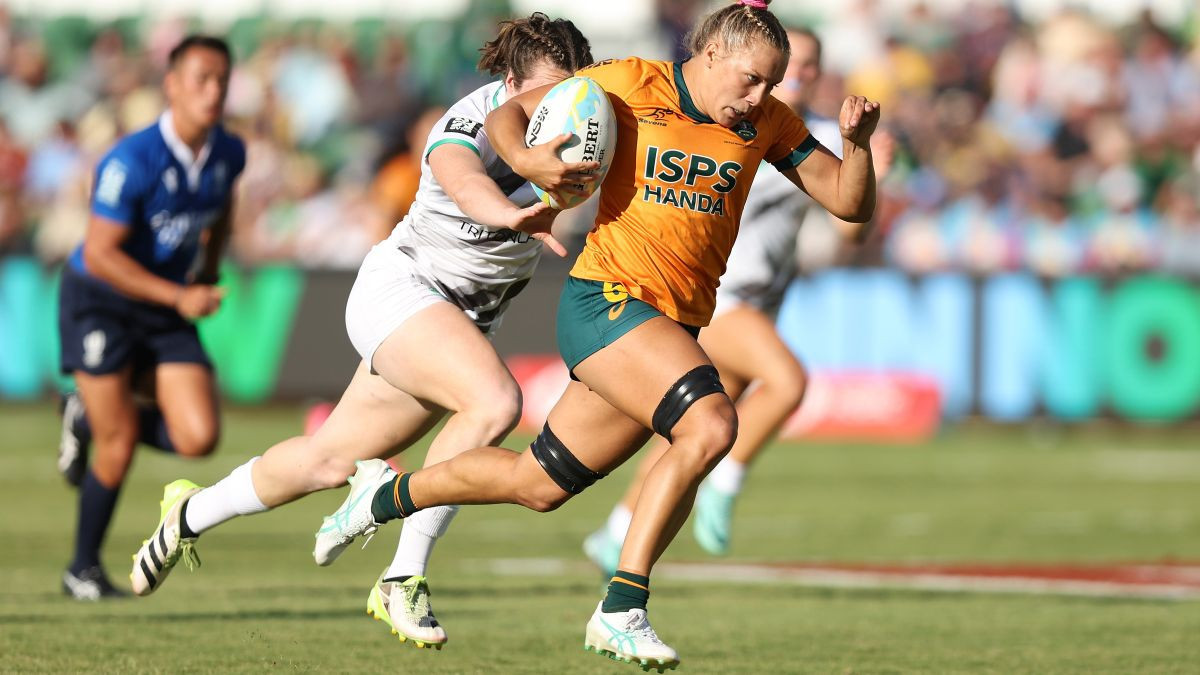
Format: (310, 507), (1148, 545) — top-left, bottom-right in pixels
(525, 76), (617, 210)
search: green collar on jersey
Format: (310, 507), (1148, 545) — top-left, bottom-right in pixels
(673, 61), (715, 125)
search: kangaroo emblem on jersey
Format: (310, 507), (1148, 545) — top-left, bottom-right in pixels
(638, 108), (673, 127)
(733, 120), (758, 141)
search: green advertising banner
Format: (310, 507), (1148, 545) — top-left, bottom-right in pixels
(1104, 277), (1200, 420)
(0, 259), (303, 403)
(198, 264), (304, 403)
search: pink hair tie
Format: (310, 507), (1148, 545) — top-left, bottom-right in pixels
(739, 0), (769, 8)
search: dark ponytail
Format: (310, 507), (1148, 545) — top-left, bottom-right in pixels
(478, 12), (594, 87)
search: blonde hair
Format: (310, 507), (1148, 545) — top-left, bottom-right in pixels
(686, 0), (789, 58)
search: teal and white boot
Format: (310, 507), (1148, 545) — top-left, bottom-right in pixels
(314, 459), (396, 566)
(584, 601), (679, 672)
(583, 528), (622, 578)
(692, 481), (736, 556)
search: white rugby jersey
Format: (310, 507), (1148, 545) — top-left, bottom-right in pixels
(717, 113), (844, 315)
(385, 81), (542, 333)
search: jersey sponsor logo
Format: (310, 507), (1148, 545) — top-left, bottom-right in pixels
(603, 282), (629, 320)
(149, 208), (220, 259)
(641, 146), (743, 215)
(642, 184), (728, 214)
(643, 147), (741, 192)
(459, 221), (533, 245)
(82, 330), (106, 369)
(733, 120), (758, 141)
(446, 117), (483, 138)
(95, 160), (128, 207)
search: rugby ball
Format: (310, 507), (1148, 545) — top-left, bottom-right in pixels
(524, 76), (617, 209)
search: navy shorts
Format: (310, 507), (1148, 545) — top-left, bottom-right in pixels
(58, 265), (211, 376)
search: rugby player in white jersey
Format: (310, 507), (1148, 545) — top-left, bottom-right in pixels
(127, 13), (594, 648)
(583, 26), (894, 571)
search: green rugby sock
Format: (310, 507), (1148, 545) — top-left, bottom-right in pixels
(602, 570), (650, 613)
(370, 472), (416, 523)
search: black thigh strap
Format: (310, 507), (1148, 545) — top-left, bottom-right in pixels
(530, 423), (607, 495)
(651, 365), (725, 442)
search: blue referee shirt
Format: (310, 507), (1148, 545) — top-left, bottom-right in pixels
(69, 112), (246, 284)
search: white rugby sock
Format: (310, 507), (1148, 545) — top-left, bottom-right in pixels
(705, 457), (747, 495)
(385, 505), (460, 579)
(183, 457), (269, 535)
(605, 504), (633, 542)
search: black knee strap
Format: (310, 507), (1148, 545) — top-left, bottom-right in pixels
(652, 365), (725, 442)
(530, 423), (607, 495)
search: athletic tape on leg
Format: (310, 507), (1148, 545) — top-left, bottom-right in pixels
(652, 365), (725, 442)
(530, 423), (607, 495)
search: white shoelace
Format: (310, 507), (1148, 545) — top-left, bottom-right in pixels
(622, 610), (665, 644)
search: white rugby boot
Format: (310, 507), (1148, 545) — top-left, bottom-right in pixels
(366, 570), (448, 649)
(314, 459), (396, 566)
(130, 479), (203, 596)
(584, 601), (679, 672)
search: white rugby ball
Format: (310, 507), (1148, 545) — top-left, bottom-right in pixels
(524, 76), (617, 210)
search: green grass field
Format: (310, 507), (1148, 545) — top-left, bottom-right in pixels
(3, 404), (1200, 673)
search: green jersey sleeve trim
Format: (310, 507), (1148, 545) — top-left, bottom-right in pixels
(425, 138), (481, 160)
(771, 134), (821, 172)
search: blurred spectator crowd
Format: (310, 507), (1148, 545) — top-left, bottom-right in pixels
(1, 1), (1199, 278)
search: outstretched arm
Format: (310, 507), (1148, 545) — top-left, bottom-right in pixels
(784, 95), (881, 225)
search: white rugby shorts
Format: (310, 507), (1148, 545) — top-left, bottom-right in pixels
(344, 241), (449, 370)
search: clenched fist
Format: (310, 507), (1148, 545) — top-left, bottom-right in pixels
(839, 95), (881, 146)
